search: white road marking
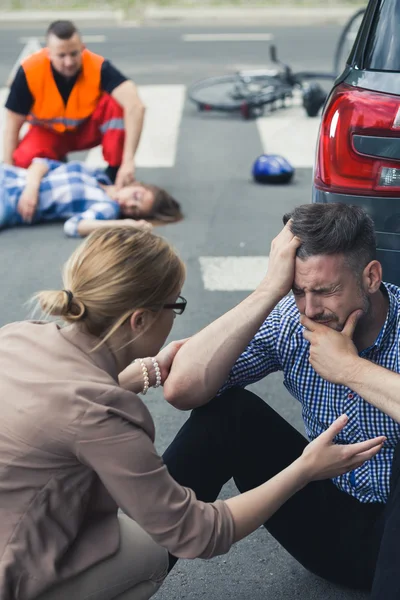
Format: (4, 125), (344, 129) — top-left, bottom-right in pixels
(182, 33), (274, 42)
(18, 35), (107, 44)
(6, 38), (42, 87)
(199, 256), (269, 291)
(0, 88), (9, 162)
(86, 84), (186, 168)
(0, 87), (30, 161)
(256, 104), (321, 168)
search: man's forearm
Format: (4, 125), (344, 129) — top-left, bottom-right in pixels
(76, 220), (144, 237)
(25, 161), (49, 192)
(344, 357), (400, 423)
(163, 282), (283, 410)
(122, 103), (145, 164)
(3, 110), (25, 164)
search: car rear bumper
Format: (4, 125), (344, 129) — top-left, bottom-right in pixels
(312, 187), (400, 285)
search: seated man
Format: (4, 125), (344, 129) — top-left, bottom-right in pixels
(3, 20), (145, 189)
(0, 159), (182, 237)
(163, 203), (400, 599)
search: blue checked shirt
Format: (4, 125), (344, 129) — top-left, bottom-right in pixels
(0, 159), (120, 237)
(221, 283), (400, 504)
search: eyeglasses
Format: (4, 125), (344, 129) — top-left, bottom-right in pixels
(163, 295), (187, 315)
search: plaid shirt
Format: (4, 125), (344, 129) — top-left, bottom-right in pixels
(0, 159), (120, 237)
(222, 283), (400, 504)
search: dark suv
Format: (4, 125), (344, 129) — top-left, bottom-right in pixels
(313, 0), (400, 284)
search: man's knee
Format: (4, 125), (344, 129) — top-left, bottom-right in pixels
(13, 143), (35, 169)
(194, 387), (271, 422)
(13, 131), (62, 168)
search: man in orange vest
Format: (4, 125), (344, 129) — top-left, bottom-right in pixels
(3, 20), (145, 192)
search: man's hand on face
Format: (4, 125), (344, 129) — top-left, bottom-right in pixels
(263, 221), (302, 299)
(115, 161), (135, 190)
(301, 310), (363, 385)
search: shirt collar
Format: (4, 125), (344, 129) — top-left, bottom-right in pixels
(369, 282), (397, 350)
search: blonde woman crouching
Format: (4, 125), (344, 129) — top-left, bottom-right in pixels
(0, 227), (385, 600)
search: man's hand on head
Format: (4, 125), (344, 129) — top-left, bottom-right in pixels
(262, 221), (301, 300)
(301, 310), (363, 385)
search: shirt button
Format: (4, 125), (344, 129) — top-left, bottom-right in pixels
(348, 393), (354, 399)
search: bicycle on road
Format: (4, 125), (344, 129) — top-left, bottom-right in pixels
(188, 45), (335, 120)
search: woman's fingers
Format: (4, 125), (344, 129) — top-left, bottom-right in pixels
(342, 436), (386, 457)
(354, 442), (385, 463)
(317, 414), (349, 444)
(345, 442), (385, 469)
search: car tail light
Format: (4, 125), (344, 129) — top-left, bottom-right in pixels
(314, 84), (400, 196)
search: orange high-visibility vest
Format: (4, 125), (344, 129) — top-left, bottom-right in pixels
(22, 48), (104, 133)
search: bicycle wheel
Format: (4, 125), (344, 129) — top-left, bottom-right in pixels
(334, 8), (366, 76)
(188, 74), (291, 116)
(290, 72), (336, 118)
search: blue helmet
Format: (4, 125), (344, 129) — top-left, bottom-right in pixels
(252, 154), (294, 184)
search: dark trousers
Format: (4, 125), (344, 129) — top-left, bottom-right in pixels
(162, 388), (400, 598)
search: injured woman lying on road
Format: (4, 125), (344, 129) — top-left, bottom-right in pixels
(0, 159), (182, 237)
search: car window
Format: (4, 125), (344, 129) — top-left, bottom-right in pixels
(364, 0), (400, 71)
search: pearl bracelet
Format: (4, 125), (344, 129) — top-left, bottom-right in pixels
(151, 357), (162, 388)
(137, 358), (150, 395)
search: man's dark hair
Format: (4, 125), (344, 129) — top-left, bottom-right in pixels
(283, 203), (377, 274)
(46, 20), (79, 40)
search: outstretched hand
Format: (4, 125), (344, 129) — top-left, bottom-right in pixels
(115, 161), (135, 190)
(302, 414), (386, 482)
(122, 219), (153, 232)
(301, 310), (362, 384)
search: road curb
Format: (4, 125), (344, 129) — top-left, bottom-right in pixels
(0, 9), (124, 25)
(0, 5), (361, 26)
(140, 5), (359, 25)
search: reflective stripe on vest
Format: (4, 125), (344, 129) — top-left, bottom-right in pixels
(28, 115), (88, 128)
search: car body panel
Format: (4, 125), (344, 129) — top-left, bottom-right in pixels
(313, 0), (400, 284)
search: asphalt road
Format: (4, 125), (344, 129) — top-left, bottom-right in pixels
(0, 21), (369, 600)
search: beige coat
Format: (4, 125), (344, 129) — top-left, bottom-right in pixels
(0, 321), (234, 600)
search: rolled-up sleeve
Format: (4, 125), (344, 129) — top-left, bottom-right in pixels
(219, 306), (283, 394)
(74, 391), (235, 559)
(64, 202), (120, 238)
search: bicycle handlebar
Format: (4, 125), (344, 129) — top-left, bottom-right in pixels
(269, 45), (336, 84)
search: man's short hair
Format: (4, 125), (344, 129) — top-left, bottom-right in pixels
(46, 20), (79, 40)
(283, 203), (377, 274)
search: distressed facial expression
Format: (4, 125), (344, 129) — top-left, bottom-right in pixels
(292, 254), (370, 331)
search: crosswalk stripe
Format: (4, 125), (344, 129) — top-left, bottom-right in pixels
(183, 33), (274, 42)
(6, 38), (42, 87)
(199, 256), (269, 291)
(135, 85), (185, 168)
(18, 35), (107, 44)
(256, 103), (321, 168)
(85, 84), (186, 168)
